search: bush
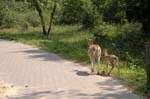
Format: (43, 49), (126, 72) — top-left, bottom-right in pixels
(26, 12), (40, 27)
(115, 22), (145, 67)
(20, 21), (29, 31)
(60, 0), (84, 24)
(2, 11), (18, 28)
(120, 22), (142, 34)
(94, 22), (145, 68)
(82, 11), (95, 28)
(0, 1), (5, 26)
(93, 23), (117, 36)
(82, 0), (101, 28)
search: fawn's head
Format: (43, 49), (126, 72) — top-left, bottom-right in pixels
(103, 48), (108, 56)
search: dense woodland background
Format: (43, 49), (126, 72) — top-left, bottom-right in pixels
(0, 0), (150, 97)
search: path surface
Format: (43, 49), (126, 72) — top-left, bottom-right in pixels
(0, 39), (143, 99)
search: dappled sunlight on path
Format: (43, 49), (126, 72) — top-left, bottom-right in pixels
(0, 81), (22, 98)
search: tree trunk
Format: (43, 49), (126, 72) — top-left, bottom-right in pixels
(146, 42), (150, 88)
(147, 0), (150, 32)
(47, 2), (57, 36)
(32, 0), (47, 35)
(142, 0), (150, 34)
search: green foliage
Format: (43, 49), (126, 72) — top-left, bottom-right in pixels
(94, 22), (145, 68)
(0, 1), (5, 26)
(82, 0), (102, 28)
(0, 0), (36, 28)
(120, 22), (142, 34)
(93, 23), (117, 36)
(91, 0), (127, 24)
(60, 0), (84, 24)
(117, 23), (145, 66)
(2, 11), (18, 28)
(26, 12), (40, 27)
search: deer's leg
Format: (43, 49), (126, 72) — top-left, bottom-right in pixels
(108, 64), (114, 75)
(98, 55), (100, 63)
(106, 63), (109, 75)
(117, 61), (120, 77)
(97, 56), (101, 75)
(90, 57), (94, 73)
(93, 58), (96, 73)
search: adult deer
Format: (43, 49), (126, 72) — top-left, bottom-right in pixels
(88, 39), (101, 74)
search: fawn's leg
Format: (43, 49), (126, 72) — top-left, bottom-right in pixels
(117, 62), (120, 77)
(108, 64), (114, 75)
(105, 63), (109, 75)
(96, 56), (101, 74)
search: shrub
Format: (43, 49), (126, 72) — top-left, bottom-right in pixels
(26, 12), (40, 27)
(82, 0), (101, 28)
(93, 23), (117, 36)
(0, 1), (5, 26)
(120, 22), (142, 34)
(20, 21), (29, 31)
(82, 11), (96, 28)
(94, 22), (145, 68)
(60, 0), (84, 24)
(115, 22), (145, 67)
(2, 11), (18, 28)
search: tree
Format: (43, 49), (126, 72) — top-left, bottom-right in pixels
(141, 0), (150, 33)
(32, 0), (47, 35)
(125, 0), (150, 33)
(146, 43), (150, 89)
(91, 0), (127, 24)
(82, 0), (101, 28)
(32, 0), (57, 36)
(47, 1), (57, 35)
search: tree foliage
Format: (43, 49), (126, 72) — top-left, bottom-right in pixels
(0, 0), (149, 32)
(91, 0), (127, 23)
(60, 0), (84, 24)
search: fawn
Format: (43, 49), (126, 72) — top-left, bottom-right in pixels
(103, 48), (118, 75)
(88, 39), (101, 74)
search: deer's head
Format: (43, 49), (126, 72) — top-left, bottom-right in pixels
(87, 39), (94, 46)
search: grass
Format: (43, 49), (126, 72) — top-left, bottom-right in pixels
(97, 62), (146, 94)
(0, 25), (147, 97)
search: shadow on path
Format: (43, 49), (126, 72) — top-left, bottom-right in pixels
(73, 70), (89, 76)
(10, 49), (62, 62)
(10, 89), (137, 99)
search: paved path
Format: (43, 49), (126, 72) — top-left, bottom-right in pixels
(0, 39), (143, 99)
